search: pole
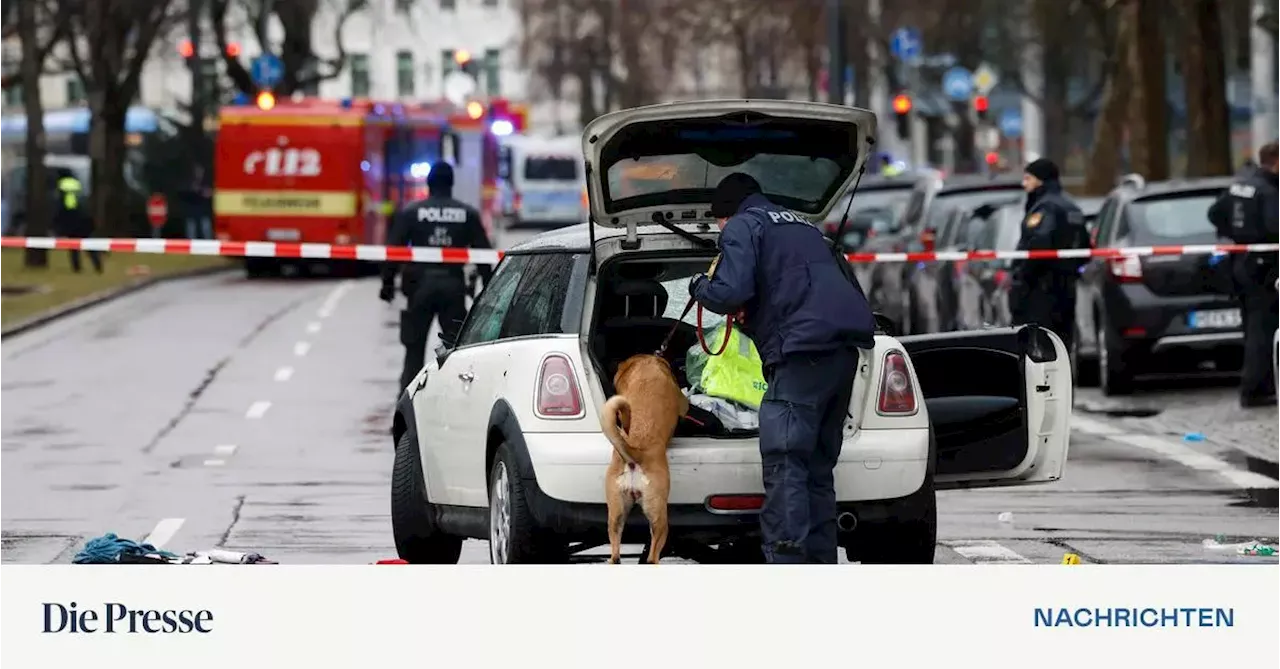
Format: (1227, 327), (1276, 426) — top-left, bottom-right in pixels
(1250, 0), (1277, 147)
(187, 0), (206, 140)
(867, 0), (897, 163)
(826, 0), (844, 105)
(1019, 13), (1044, 163)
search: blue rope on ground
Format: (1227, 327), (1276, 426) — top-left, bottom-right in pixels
(72, 533), (179, 564)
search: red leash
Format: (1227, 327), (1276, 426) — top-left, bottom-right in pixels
(696, 303), (734, 356)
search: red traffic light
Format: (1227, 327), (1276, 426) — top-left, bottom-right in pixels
(985, 151), (1000, 166)
(178, 39), (195, 59)
(973, 95), (989, 113)
(226, 42), (241, 58)
(892, 94), (912, 115)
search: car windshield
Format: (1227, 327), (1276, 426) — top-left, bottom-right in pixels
(1130, 195), (1218, 242)
(608, 153), (842, 209)
(523, 156), (577, 181)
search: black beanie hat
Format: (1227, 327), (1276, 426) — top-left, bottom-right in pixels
(427, 162), (455, 191)
(1024, 158), (1060, 183)
(710, 172), (763, 218)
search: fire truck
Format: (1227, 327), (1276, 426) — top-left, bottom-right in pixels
(213, 96), (528, 277)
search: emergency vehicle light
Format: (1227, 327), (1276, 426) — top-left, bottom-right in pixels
(256, 91), (276, 111)
(490, 119), (514, 136)
(409, 162), (432, 179)
(466, 101), (485, 120)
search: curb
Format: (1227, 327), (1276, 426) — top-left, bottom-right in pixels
(1, 263), (236, 340)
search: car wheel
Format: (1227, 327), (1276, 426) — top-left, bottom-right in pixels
(1098, 317), (1133, 396)
(1072, 323), (1099, 387)
(847, 483), (937, 565)
(488, 443), (564, 564)
(391, 431), (463, 563)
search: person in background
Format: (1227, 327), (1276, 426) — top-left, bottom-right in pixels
(380, 162), (494, 393)
(1208, 142), (1278, 408)
(1009, 158), (1088, 355)
(690, 173), (876, 564)
(51, 167), (102, 274)
(182, 166), (214, 240)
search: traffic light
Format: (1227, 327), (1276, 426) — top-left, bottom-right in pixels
(973, 95), (989, 122)
(255, 90), (276, 111)
(985, 151), (1000, 167)
(225, 41), (241, 58)
(892, 94), (912, 141)
(178, 39), (195, 59)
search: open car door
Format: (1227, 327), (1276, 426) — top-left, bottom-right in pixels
(898, 325), (1072, 489)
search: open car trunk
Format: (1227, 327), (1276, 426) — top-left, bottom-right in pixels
(586, 251), (763, 439)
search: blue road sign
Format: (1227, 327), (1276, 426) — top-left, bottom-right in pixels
(250, 53), (284, 89)
(942, 67), (973, 101)
(890, 28), (922, 61)
(999, 109), (1023, 137)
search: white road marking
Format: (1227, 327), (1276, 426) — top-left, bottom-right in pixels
(274, 366), (294, 382)
(143, 518), (185, 549)
(213, 444), (238, 456)
(203, 459), (226, 467)
(1073, 414), (1276, 489)
(293, 341), (311, 357)
(944, 540), (1032, 564)
(245, 401), (272, 419)
(317, 280), (354, 319)
(306, 321), (322, 334)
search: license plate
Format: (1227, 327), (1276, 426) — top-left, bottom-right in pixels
(266, 228), (300, 241)
(1188, 308), (1241, 329)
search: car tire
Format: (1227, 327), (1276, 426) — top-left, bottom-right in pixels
(391, 430), (463, 564)
(1098, 317), (1133, 396)
(1071, 323), (1099, 387)
(488, 443), (564, 564)
(847, 482), (938, 565)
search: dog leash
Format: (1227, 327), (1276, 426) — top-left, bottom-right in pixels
(654, 256), (734, 358)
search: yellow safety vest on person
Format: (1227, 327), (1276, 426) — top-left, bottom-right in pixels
(57, 176), (82, 211)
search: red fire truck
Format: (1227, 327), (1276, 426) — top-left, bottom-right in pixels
(213, 96), (527, 277)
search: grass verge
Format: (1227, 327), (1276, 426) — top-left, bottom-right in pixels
(1, 247), (232, 328)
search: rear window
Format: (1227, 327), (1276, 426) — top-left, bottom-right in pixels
(523, 156), (578, 181)
(610, 154), (841, 208)
(825, 188), (909, 224)
(1130, 195), (1217, 241)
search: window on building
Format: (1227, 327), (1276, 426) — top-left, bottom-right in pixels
(350, 53), (370, 97)
(440, 0), (456, 10)
(483, 48), (501, 96)
(395, 0), (414, 11)
(396, 51), (415, 98)
(65, 76), (86, 105)
(198, 59), (219, 106)
(442, 49), (457, 80)
(482, 0), (499, 7)
(3, 83), (21, 108)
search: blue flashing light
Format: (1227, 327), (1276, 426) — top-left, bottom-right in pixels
(409, 162), (432, 179)
(340, 98), (353, 109)
(490, 119), (515, 137)
(231, 92), (250, 106)
(360, 160), (371, 172)
(374, 103), (385, 115)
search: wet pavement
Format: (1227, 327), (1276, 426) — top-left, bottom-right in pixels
(2, 248), (1277, 565)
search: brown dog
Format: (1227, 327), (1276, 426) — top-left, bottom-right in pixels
(600, 354), (689, 564)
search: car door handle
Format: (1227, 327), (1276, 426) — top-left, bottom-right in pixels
(458, 371), (475, 383)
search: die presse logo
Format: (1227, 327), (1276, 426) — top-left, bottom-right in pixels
(42, 602), (214, 634)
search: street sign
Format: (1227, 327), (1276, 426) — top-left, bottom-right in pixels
(973, 63), (1000, 96)
(999, 109), (1023, 138)
(146, 194), (167, 227)
(942, 67), (973, 101)
(889, 27), (922, 61)
(250, 53), (284, 88)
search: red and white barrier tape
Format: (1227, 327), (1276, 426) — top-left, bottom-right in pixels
(2, 236), (1276, 265)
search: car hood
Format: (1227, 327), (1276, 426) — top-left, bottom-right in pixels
(581, 100), (877, 228)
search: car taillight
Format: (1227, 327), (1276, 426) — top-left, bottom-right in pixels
(920, 229), (936, 252)
(877, 351), (917, 415)
(994, 269), (1010, 287)
(536, 354), (583, 417)
(514, 192), (523, 211)
(1109, 256), (1143, 283)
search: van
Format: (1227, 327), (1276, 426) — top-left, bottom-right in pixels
(502, 135), (586, 229)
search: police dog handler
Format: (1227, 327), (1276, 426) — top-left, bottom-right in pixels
(381, 162), (494, 392)
(690, 173), (876, 564)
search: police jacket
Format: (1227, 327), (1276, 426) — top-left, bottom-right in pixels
(381, 194), (493, 293)
(1011, 179), (1088, 294)
(1208, 167), (1279, 288)
(691, 193), (876, 368)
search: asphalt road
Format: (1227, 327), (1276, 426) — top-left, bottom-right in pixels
(2, 228), (1276, 565)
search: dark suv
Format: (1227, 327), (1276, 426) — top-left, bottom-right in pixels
(1074, 177), (1240, 394)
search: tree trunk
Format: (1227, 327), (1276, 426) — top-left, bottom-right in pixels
(1084, 1), (1136, 196)
(17, 0), (49, 267)
(1128, 0), (1170, 180)
(92, 98), (131, 237)
(1182, 0), (1232, 176)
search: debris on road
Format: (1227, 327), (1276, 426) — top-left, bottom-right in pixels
(73, 533), (178, 564)
(1201, 536), (1279, 557)
(1183, 432), (1206, 442)
(997, 512), (1014, 524)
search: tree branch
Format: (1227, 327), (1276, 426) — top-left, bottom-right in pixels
(293, 0), (362, 90)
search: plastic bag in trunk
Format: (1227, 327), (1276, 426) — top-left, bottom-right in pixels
(685, 323), (768, 410)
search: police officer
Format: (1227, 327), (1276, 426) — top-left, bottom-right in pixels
(51, 168), (102, 274)
(380, 163), (494, 392)
(1208, 142), (1278, 408)
(1009, 158), (1088, 354)
(690, 173), (876, 564)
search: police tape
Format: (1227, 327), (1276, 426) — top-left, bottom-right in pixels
(1, 236), (1277, 266)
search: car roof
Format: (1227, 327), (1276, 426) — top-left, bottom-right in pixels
(1119, 177), (1232, 202)
(936, 174), (1023, 193)
(506, 222), (706, 254)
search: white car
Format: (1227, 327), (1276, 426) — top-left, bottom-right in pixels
(391, 100), (1074, 564)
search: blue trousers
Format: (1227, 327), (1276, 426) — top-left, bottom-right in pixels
(758, 347), (861, 564)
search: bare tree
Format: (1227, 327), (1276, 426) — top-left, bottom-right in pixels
(1126, 0), (1170, 180)
(1084, 0), (1135, 195)
(209, 0), (371, 98)
(1179, 0), (1232, 176)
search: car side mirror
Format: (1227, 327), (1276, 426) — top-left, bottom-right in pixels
(872, 312), (900, 337)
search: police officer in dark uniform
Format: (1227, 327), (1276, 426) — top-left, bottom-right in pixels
(380, 163), (494, 392)
(1208, 142), (1278, 407)
(690, 173), (876, 564)
(1009, 158), (1089, 354)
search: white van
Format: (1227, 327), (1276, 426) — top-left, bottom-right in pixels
(502, 135), (585, 228)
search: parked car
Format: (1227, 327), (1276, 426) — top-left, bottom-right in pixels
(932, 198), (1022, 331)
(823, 175), (915, 291)
(869, 172), (1024, 334)
(390, 99), (1073, 565)
(1074, 177), (1240, 394)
